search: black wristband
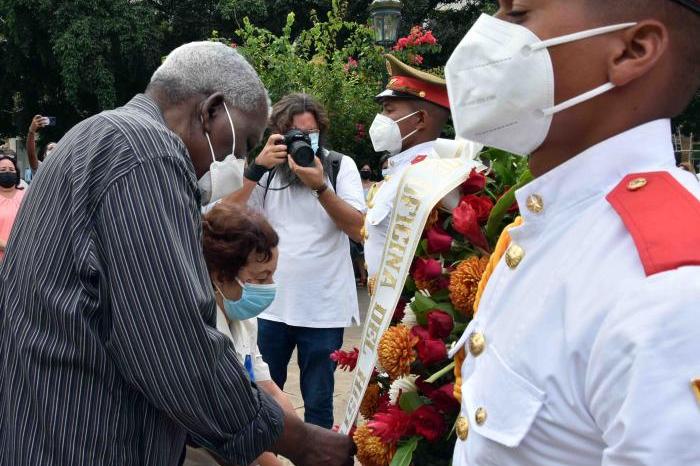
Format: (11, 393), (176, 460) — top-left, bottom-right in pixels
(244, 162), (269, 182)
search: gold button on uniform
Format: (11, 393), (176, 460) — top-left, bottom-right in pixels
(526, 194), (544, 214)
(505, 244), (525, 269)
(468, 332), (486, 357)
(455, 416), (469, 441)
(627, 177), (647, 191)
(475, 407), (487, 426)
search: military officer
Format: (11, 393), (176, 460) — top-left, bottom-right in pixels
(445, 0), (700, 464)
(364, 55), (451, 289)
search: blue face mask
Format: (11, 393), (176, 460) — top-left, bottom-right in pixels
(308, 132), (320, 154)
(216, 279), (277, 321)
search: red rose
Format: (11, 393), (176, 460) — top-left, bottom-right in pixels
(330, 347), (359, 371)
(416, 338), (447, 366)
(434, 275), (450, 292)
(415, 376), (437, 396)
(367, 405), (414, 444)
(426, 225), (453, 254)
(428, 383), (460, 414)
(412, 257), (442, 281)
(411, 325), (431, 342)
(462, 168), (486, 194)
(460, 195), (494, 224)
(411, 405), (446, 442)
(452, 201), (489, 250)
(427, 310), (454, 340)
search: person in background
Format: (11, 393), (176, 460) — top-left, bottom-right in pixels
(363, 55), (451, 292)
(359, 164), (373, 197)
(0, 41), (353, 466)
(0, 155), (26, 259)
(185, 203), (294, 466)
(223, 93), (366, 429)
(27, 114), (57, 173)
(380, 154), (391, 178)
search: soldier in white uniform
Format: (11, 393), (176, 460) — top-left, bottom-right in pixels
(444, 0), (700, 464)
(364, 55), (451, 289)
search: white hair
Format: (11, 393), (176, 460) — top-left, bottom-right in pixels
(150, 41), (269, 114)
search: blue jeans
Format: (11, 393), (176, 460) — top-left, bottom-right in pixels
(257, 319), (344, 428)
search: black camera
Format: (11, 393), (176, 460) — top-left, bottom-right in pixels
(283, 129), (316, 167)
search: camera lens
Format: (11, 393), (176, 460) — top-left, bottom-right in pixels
(290, 143), (315, 167)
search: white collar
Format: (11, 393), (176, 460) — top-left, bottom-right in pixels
(515, 119), (675, 224)
(385, 141), (436, 175)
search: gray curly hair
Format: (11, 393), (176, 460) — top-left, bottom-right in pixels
(149, 41), (269, 114)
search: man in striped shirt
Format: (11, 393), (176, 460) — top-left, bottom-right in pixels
(0, 42), (354, 466)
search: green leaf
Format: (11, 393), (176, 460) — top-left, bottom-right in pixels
(399, 391), (425, 412)
(485, 169), (534, 242)
(390, 437), (420, 466)
(411, 293), (437, 325)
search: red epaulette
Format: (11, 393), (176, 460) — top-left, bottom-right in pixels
(411, 155), (428, 165)
(606, 171), (700, 276)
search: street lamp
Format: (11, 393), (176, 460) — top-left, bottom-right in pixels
(369, 0), (403, 48)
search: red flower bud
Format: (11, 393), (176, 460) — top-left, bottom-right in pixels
(410, 325), (431, 342)
(411, 405), (446, 442)
(460, 194), (494, 224)
(426, 310), (454, 340)
(412, 257), (442, 281)
(462, 168), (486, 194)
(452, 201), (489, 250)
(425, 225), (453, 254)
(367, 405), (413, 444)
(427, 383), (460, 414)
(416, 338), (447, 366)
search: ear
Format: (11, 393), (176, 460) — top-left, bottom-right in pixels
(608, 20), (668, 88)
(415, 108), (428, 130)
(200, 92), (226, 134)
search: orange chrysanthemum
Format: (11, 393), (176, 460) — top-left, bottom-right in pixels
(360, 383), (382, 419)
(449, 255), (490, 316)
(413, 278), (441, 294)
(354, 425), (396, 466)
(377, 325), (419, 379)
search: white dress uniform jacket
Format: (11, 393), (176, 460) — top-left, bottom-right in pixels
(365, 141), (436, 278)
(450, 119), (700, 465)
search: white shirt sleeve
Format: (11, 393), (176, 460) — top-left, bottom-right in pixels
(586, 268), (700, 465)
(253, 347), (271, 382)
(335, 155), (367, 213)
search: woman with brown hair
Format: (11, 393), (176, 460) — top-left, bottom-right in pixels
(185, 202), (294, 466)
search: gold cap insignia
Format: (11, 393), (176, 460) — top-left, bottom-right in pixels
(692, 378), (700, 406)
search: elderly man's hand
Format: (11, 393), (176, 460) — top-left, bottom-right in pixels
(294, 424), (355, 466)
(288, 155), (325, 191)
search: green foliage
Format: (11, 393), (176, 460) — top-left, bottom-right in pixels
(390, 436), (420, 466)
(233, 4), (386, 163)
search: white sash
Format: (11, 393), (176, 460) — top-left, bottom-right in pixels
(339, 139), (482, 433)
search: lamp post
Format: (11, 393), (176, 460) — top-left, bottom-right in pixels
(368, 0), (403, 48)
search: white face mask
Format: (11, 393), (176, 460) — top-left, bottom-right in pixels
(445, 14), (636, 156)
(198, 102), (245, 205)
(369, 111), (421, 156)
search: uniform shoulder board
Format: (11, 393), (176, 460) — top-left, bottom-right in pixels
(606, 171), (700, 276)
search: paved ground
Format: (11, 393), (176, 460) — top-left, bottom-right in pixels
(280, 286), (369, 465)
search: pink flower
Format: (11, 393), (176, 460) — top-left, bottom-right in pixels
(367, 405), (414, 444)
(410, 54), (424, 66)
(330, 347), (359, 371)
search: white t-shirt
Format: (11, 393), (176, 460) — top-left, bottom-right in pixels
(249, 154), (366, 328)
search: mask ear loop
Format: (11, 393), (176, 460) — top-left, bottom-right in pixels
(223, 101), (236, 159)
(202, 115), (216, 164)
(524, 22), (637, 118)
(396, 110), (423, 142)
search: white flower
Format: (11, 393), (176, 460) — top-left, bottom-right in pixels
(389, 374), (419, 405)
(401, 302), (419, 328)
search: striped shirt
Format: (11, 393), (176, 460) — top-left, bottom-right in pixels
(0, 94), (284, 466)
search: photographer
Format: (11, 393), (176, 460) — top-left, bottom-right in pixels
(223, 93), (365, 428)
